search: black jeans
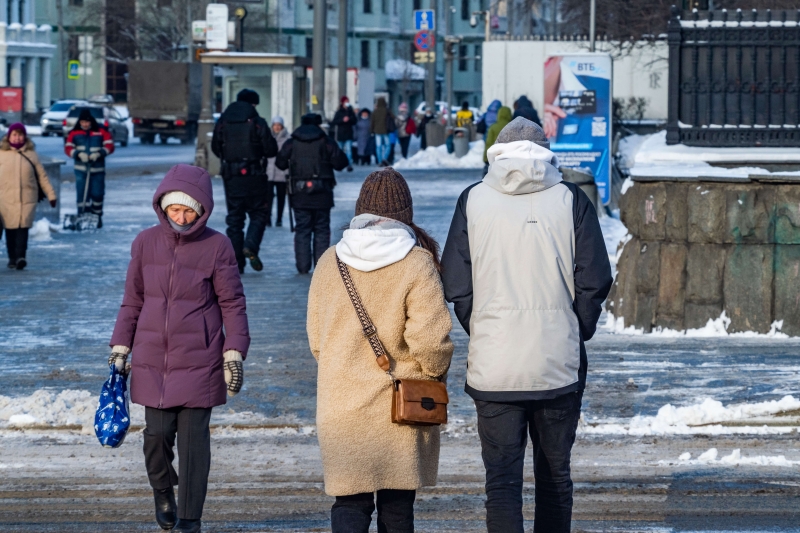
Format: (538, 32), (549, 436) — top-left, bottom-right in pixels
(293, 208), (330, 273)
(4, 228), (29, 263)
(331, 489), (415, 533)
(224, 190), (270, 270)
(398, 136), (411, 159)
(475, 391), (583, 533)
(266, 181), (287, 224)
(143, 406), (213, 520)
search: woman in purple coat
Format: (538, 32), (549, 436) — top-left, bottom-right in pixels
(109, 164), (250, 533)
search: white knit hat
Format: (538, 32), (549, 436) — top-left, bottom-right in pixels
(160, 191), (204, 216)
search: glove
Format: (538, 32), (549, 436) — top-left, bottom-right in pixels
(89, 152), (101, 162)
(108, 346), (131, 376)
(49, 199), (57, 208)
(78, 152), (90, 163)
(223, 350), (244, 397)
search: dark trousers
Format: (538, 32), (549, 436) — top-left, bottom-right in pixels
(143, 406), (212, 520)
(293, 208), (330, 273)
(331, 489), (415, 533)
(4, 228), (28, 263)
(224, 189), (270, 270)
(75, 170), (105, 215)
(266, 182), (287, 224)
(399, 136), (411, 159)
(475, 391), (583, 533)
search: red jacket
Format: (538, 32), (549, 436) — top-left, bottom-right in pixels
(65, 127), (114, 173)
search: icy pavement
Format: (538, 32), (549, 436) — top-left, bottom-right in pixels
(1, 165), (800, 530)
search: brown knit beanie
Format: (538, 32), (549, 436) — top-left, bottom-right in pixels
(354, 168), (413, 225)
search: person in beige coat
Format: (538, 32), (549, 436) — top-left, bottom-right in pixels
(307, 168), (454, 533)
(0, 123), (56, 270)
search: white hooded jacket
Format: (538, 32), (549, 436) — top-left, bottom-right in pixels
(336, 214), (417, 272)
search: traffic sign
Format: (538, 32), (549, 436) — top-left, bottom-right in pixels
(206, 3), (229, 50)
(414, 9), (435, 31)
(414, 30), (435, 52)
(67, 60), (80, 79)
(414, 52), (436, 64)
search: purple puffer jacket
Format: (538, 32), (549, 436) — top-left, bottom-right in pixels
(110, 164), (250, 409)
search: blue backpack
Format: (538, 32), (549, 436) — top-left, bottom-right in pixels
(94, 365), (131, 448)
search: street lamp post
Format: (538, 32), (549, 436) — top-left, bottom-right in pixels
(312, 0), (327, 115)
(470, 10), (490, 43)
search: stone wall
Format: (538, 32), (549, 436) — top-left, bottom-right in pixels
(607, 178), (800, 335)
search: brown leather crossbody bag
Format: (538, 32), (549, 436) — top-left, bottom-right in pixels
(336, 254), (449, 426)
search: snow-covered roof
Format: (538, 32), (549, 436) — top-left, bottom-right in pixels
(385, 59), (426, 81)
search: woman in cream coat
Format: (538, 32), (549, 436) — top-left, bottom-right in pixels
(307, 168), (454, 533)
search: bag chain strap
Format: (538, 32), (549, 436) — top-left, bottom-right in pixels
(336, 254), (394, 377)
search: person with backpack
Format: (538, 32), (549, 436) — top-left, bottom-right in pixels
(513, 95), (542, 127)
(330, 96), (357, 172)
(440, 117), (612, 533)
(456, 101), (474, 128)
(64, 108), (114, 228)
(307, 168), (454, 533)
(275, 113), (349, 274)
(211, 89), (278, 274)
(395, 103), (416, 159)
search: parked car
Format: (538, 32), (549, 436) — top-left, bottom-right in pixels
(40, 99), (88, 136)
(413, 101), (482, 123)
(62, 105), (128, 147)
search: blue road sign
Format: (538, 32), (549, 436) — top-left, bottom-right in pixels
(68, 60), (80, 80)
(414, 9), (435, 31)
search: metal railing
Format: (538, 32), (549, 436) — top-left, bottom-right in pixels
(666, 6), (800, 146)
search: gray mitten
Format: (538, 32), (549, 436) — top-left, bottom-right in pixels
(109, 345), (131, 376)
(224, 350), (243, 397)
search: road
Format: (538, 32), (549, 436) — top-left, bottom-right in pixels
(1, 158), (799, 531)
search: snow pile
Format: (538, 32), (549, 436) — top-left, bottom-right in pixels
(582, 395), (800, 436)
(394, 140), (485, 170)
(385, 59), (426, 81)
(604, 311), (790, 338)
(616, 134), (648, 170)
(0, 389), (116, 432)
(668, 448), (800, 467)
(599, 215), (628, 270)
(29, 218), (57, 241)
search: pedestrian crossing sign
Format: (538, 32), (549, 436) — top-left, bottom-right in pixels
(68, 60), (80, 80)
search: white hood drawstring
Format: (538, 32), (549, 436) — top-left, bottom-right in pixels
(336, 214), (417, 272)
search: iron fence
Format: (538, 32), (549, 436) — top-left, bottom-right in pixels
(666, 6), (800, 147)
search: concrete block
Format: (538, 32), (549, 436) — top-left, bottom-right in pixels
(657, 243), (687, 319)
(773, 245), (800, 336)
(635, 241), (661, 293)
(723, 245), (774, 333)
(619, 184), (642, 238)
(688, 183), (726, 243)
(634, 292), (656, 332)
(725, 185), (775, 244)
(665, 182), (688, 242)
(775, 185), (800, 244)
(638, 183), (667, 241)
(685, 302), (723, 330)
(685, 244), (725, 304)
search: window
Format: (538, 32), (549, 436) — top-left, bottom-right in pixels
(305, 38), (313, 59)
(69, 0), (83, 5)
(377, 41), (385, 68)
(363, 0), (372, 14)
(474, 44), (481, 71)
(461, 0), (469, 20)
(381, 0), (388, 15)
(458, 44), (468, 71)
(360, 40), (370, 68)
(413, 0), (422, 10)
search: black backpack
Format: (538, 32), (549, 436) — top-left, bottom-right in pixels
(222, 118), (260, 162)
(290, 137), (335, 195)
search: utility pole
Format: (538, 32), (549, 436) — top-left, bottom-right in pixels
(589, 0), (596, 52)
(424, 0), (436, 113)
(338, 0), (347, 100)
(312, 0), (327, 115)
(56, 0), (66, 98)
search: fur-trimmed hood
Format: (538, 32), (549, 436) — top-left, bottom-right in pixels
(0, 136), (35, 152)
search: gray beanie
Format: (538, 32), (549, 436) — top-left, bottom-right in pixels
(496, 117), (550, 149)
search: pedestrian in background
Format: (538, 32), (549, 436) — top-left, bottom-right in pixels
(331, 96), (356, 172)
(441, 118), (612, 533)
(395, 103), (415, 159)
(109, 164), (249, 533)
(417, 108), (436, 150)
(354, 108), (372, 165)
(456, 101), (474, 128)
(371, 97), (391, 166)
(275, 113), (348, 274)
(308, 168), (454, 533)
(482, 106), (512, 171)
(64, 108), (114, 228)
(513, 95), (542, 127)
(476, 99), (501, 137)
(211, 89), (278, 274)
(0, 123), (57, 270)
(266, 116), (290, 227)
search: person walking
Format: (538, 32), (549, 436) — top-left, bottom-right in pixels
(354, 109), (372, 165)
(440, 118), (612, 532)
(275, 113), (348, 274)
(331, 96), (357, 172)
(307, 168), (454, 533)
(417, 108), (436, 150)
(266, 116), (290, 227)
(395, 103), (415, 159)
(513, 95), (542, 126)
(109, 164), (249, 533)
(64, 108), (114, 228)
(211, 88), (278, 274)
(476, 99), (501, 137)
(482, 106), (512, 172)
(0, 123), (57, 270)
(455, 101), (474, 128)
(370, 97), (391, 166)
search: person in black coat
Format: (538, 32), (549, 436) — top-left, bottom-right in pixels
(275, 113), (349, 274)
(211, 89), (278, 274)
(513, 95), (542, 127)
(330, 96), (357, 171)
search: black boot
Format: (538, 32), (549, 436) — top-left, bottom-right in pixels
(15, 258), (26, 270)
(172, 518), (201, 533)
(153, 487), (177, 530)
(243, 247), (263, 272)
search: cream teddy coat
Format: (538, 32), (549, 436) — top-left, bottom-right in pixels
(0, 137), (56, 230)
(307, 244), (454, 496)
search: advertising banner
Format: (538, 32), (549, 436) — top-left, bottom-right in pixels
(544, 53), (612, 205)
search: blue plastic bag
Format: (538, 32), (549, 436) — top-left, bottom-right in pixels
(94, 365), (131, 448)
